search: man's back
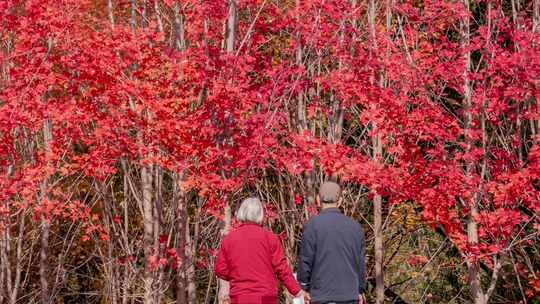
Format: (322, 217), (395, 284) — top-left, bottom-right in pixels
(298, 207), (366, 303)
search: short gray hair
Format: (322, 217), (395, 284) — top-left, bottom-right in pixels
(236, 197), (264, 224)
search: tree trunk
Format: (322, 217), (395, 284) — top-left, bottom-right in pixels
(121, 160), (132, 304)
(107, 0), (115, 29)
(154, 0), (164, 33)
(534, 0), (540, 34)
(534, 0), (540, 135)
(142, 164), (155, 304)
(40, 119), (52, 304)
(173, 1), (186, 50)
(130, 0), (137, 29)
(461, 1), (486, 303)
(1, 219), (11, 304)
(153, 166), (164, 304)
(372, 135), (385, 304)
(11, 214), (24, 304)
(225, 0), (237, 54)
(1, 163), (23, 304)
(217, 2), (237, 303)
(466, 207), (485, 304)
(186, 214), (197, 304)
(368, 0), (386, 302)
(175, 173), (188, 304)
(218, 206), (232, 303)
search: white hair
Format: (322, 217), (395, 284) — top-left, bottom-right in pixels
(236, 197), (264, 224)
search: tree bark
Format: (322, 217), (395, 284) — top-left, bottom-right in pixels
(130, 0), (137, 29)
(217, 206), (232, 303)
(535, 0), (540, 135)
(0, 217), (11, 304)
(142, 164), (155, 304)
(173, 1), (186, 50)
(175, 173), (188, 304)
(154, 0), (164, 33)
(40, 119), (52, 304)
(186, 214), (197, 304)
(217, 2), (237, 303)
(225, 0), (237, 54)
(461, 1), (486, 303)
(153, 166), (164, 304)
(368, 0), (386, 302)
(535, 0), (540, 33)
(372, 136), (385, 304)
(107, 0), (115, 29)
(121, 160), (133, 304)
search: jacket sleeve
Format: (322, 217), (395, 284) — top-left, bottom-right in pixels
(358, 226), (366, 294)
(298, 222), (315, 291)
(214, 238), (230, 281)
(270, 233), (301, 296)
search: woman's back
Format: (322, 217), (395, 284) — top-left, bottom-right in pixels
(215, 222), (300, 304)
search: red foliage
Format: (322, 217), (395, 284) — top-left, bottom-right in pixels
(0, 0), (538, 298)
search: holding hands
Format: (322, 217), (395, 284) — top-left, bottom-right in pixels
(301, 291), (365, 304)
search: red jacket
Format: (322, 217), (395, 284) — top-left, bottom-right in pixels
(214, 222), (301, 304)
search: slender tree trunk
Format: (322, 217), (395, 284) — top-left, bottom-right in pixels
(9, 215), (24, 304)
(1, 163), (22, 304)
(5, 224), (13, 300)
(154, 0), (164, 33)
(372, 140), (384, 304)
(99, 187), (119, 304)
(175, 173), (188, 304)
(173, 1), (186, 50)
(217, 2), (237, 303)
(127, 94), (156, 304)
(461, 1), (485, 303)
(225, 0), (237, 54)
(40, 119), (52, 304)
(153, 167), (164, 304)
(121, 161), (132, 304)
(0, 220), (10, 304)
(295, 0), (317, 227)
(141, 0), (148, 27)
(170, 4), (190, 302)
(142, 164), (155, 304)
(534, 0), (540, 135)
(368, 0), (386, 302)
(130, 0), (137, 29)
(218, 206), (232, 303)
(534, 0), (540, 34)
(108, 0), (115, 29)
(186, 214), (197, 304)
(124, 10), (157, 296)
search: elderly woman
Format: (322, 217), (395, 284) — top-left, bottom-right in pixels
(215, 197), (302, 304)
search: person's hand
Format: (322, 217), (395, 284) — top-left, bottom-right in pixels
(221, 296), (231, 304)
(304, 292), (311, 303)
(358, 293), (366, 304)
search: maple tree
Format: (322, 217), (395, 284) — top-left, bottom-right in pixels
(0, 0), (539, 303)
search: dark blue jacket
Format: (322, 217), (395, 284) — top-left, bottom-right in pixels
(298, 207), (366, 302)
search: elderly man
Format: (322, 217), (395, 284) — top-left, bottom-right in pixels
(215, 197), (302, 304)
(298, 181), (366, 304)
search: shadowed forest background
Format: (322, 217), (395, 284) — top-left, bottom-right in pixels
(0, 0), (539, 303)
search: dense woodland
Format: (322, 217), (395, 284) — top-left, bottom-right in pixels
(0, 0), (539, 303)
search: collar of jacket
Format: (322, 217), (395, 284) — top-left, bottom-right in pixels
(320, 207), (341, 214)
(239, 221), (260, 227)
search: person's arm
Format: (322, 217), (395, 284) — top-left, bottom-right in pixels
(270, 233), (301, 296)
(358, 226), (366, 295)
(214, 238), (230, 281)
(298, 222), (315, 292)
